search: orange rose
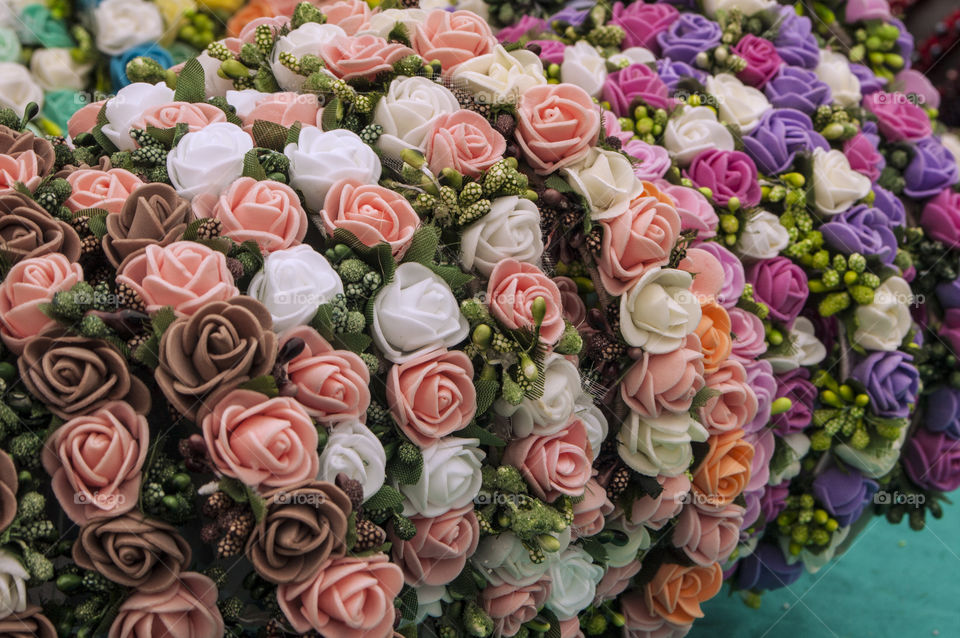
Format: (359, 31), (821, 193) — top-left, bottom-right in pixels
(209, 177), (307, 254)
(641, 562), (723, 625)
(226, 0), (275, 37)
(65, 168), (144, 214)
(389, 505), (479, 587)
(132, 102), (227, 133)
(424, 110), (506, 178)
(320, 34), (414, 82)
(694, 301), (732, 373)
(693, 429), (754, 509)
(321, 178), (420, 258)
(412, 9), (496, 73)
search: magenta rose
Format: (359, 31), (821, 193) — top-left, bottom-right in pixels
(747, 256), (808, 325)
(685, 149), (762, 208)
(528, 40), (565, 65)
(771, 367), (817, 435)
(732, 34), (783, 88)
(920, 188), (960, 247)
(610, 1), (679, 51)
(602, 64), (671, 117)
(843, 132), (885, 182)
(902, 428), (960, 492)
(864, 92), (932, 142)
(939, 309), (960, 355)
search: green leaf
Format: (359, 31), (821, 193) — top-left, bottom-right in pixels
(310, 302), (337, 341)
(174, 58), (206, 103)
(454, 422), (506, 447)
(238, 375), (280, 397)
(151, 307), (177, 340)
(218, 477), (249, 503)
(332, 228), (397, 283)
(579, 536), (608, 566)
(447, 567), (481, 598)
(398, 585), (418, 622)
(427, 263), (474, 291)
(689, 386), (721, 411)
(329, 332), (372, 354)
(86, 212), (108, 240)
(242, 149), (268, 181)
(321, 97), (342, 131)
(401, 225), (440, 266)
(544, 174), (573, 194)
(246, 486), (267, 522)
(145, 125), (177, 148)
(285, 121), (302, 146)
(251, 120), (289, 151)
(362, 485), (404, 511)
(132, 334), (160, 369)
(388, 448), (423, 485)
(474, 378), (498, 416)
(91, 103), (119, 154)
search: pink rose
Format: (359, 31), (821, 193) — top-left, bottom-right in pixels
(672, 503), (743, 566)
(603, 64), (672, 116)
(515, 83), (600, 175)
(700, 359), (758, 434)
(68, 100), (105, 140)
(242, 92), (321, 133)
(320, 34), (414, 82)
(502, 419), (592, 502)
(894, 69), (940, 110)
(278, 554), (404, 638)
(209, 177), (307, 253)
(594, 562), (642, 603)
(0, 150), (41, 193)
(109, 572), (224, 638)
(481, 577), (552, 638)
(621, 334), (705, 418)
(685, 149), (762, 209)
(487, 259), (565, 345)
(864, 92), (932, 142)
(321, 0), (373, 35)
(732, 34), (783, 87)
(283, 326), (371, 423)
(745, 428), (774, 491)
(598, 186), (681, 295)
(655, 179), (718, 240)
(117, 241), (239, 317)
(132, 101), (228, 133)
(921, 188), (960, 247)
(64, 168), (144, 214)
(0, 253), (83, 354)
(238, 16), (291, 43)
(529, 39), (565, 65)
(616, 473), (690, 532)
(728, 307), (766, 362)
(41, 401), (148, 524)
(678, 247), (725, 304)
(843, 132), (884, 182)
(202, 389), (319, 491)
(389, 505), (480, 586)
(321, 178), (420, 258)
(620, 590), (693, 638)
(571, 478), (614, 539)
(624, 140), (672, 181)
(560, 618), (585, 638)
(412, 9), (496, 74)
(424, 109), (506, 178)
(610, 1), (679, 51)
(554, 276), (587, 329)
(387, 348), (477, 447)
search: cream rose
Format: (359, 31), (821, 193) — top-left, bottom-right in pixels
(361, 8), (428, 39)
(853, 276), (912, 351)
(103, 82), (176, 151)
(618, 411), (709, 477)
(30, 48), (91, 91)
(560, 41), (607, 98)
(561, 148), (643, 220)
(451, 45), (546, 107)
(546, 547), (604, 620)
(767, 432), (810, 485)
(374, 76), (460, 159)
(400, 437), (484, 517)
(764, 316), (827, 373)
(270, 23), (347, 92)
(472, 532), (551, 587)
(609, 47), (657, 68)
(167, 122), (252, 212)
(494, 354), (581, 438)
(664, 106), (735, 166)
(459, 196), (543, 276)
(811, 148), (871, 216)
(703, 0), (777, 17)
(575, 393), (608, 462)
(247, 245), (343, 332)
(317, 420), (387, 501)
(93, 0), (164, 55)
(285, 127), (381, 212)
(706, 73), (771, 134)
(0, 549), (27, 620)
(0, 63), (43, 116)
(602, 520), (651, 568)
(815, 49), (861, 107)
(620, 267), (701, 353)
(736, 210), (790, 260)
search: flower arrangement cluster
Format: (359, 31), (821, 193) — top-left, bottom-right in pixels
(0, 0), (955, 636)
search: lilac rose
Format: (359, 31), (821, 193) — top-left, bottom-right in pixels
(656, 58), (709, 91)
(742, 108), (828, 175)
(656, 14), (721, 65)
(904, 137), (960, 200)
(925, 386), (960, 439)
(736, 541), (803, 591)
(497, 16), (548, 43)
(623, 140), (672, 180)
(902, 428), (960, 492)
(685, 149), (762, 208)
(760, 481), (790, 527)
(845, 0), (892, 23)
(812, 464), (878, 527)
(771, 367), (816, 435)
(936, 279), (960, 309)
(773, 7), (819, 69)
(747, 256), (809, 325)
(694, 241), (744, 309)
(891, 18), (914, 65)
(894, 69), (940, 110)
(742, 359), (776, 434)
(871, 185), (904, 226)
(602, 63), (672, 115)
(820, 205), (898, 264)
(610, 1), (679, 51)
(732, 34), (783, 88)
(849, 63), (886, 95)
(527, 40), (565, 65)
(764, 66), (831, 115)
(850, 351), (919, 419)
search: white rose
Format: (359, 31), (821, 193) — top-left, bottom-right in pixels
(736, 210), (790, 260)
(414, 584), (449, 623)
(360, 8), (427, 39)
(940, 132), (960, 173)
(602, 520), (651, 568)
(370, 262), (470, 363)
(226, 89), (268, 120)
(618, 411), (709, 476)
(194, 50), (238, 98)
(767, 432), (810, 485)
(93, 0), (164, 56)
(781, 525), (850, 573)
(0, 63), (43, 116)
(29, 48), (91, 91)
(167, 122), (252, 212)
(706, 73), (771, 134)
(472, 532), (551, 587)
(400, 437), (484, 517)
(452, 45), (546, 106)
(103, 82), (176, 151)
(811, 147), (871, 216)
(271, 23), (346, 92)
(561, 148), (642, 220)
(765, 316), (826, 373)
(608, 47), (657, 69)
(575, 392), (607, 461)
(494, 353), (581, 437)
(247, 245), (343, 332)
(620, 268), (701, 353)
(0, 549), (28, 619)
(664, 106), (735, 166)
(560, 40), (607, 97)
(546, 547), (604, 620)
(815, 49), (861, 107)
(374, 76), (460, 159)
(317, 420), (387, 500)
(834, 425), (907, 478)
(459, 196), (543, 276)
(285, 127), (381, 212)
(853, 276), (912, 351)
(703, 0), (777, 17)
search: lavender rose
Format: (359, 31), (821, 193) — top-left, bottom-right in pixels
(656, 14), (721, 65)
(742, 359), (777, 434)
(903, 429), (960, 492)
(850, 351), (919, 419)
(849, 63), (886, 95)
(904, 137), (960, 200)
(685, 149), (762, 208)
(812, 464), (878, 526)
(820, 205), (898, 264)
(747, 256), (808, 325)
(771, 367), (816, 435)
(936, 279), (960, 309)
(925, 387), (960, 440)
(763, 66), (832, 115)
(773, 7), (819, 69)
(871, 185), (905, 227)
(602, 64), (671, 115)
(742, 109), (827, 175)
(610, 2), (679, 51)
(656, 58), (708, 91)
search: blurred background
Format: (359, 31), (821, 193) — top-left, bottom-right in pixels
(900, 0), (960, 126)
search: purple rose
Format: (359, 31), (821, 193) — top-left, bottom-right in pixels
(736, 541), (803, 591)
(926, 387), (960, 439)
(851, 350), (919, 419)
(936, 279), (960, 309)
(610, 1), (679, 51)
(891, 18), (914, 65)
(747, 256), (809, 325)
(740, 489), (762, 536)
(656, 58), (708, 91)
(497, 16), (548, 43)
(742, 109), (827, 175)
(894, 69), (940, 110)
(820, 205), (898, 264)
(656, 14), (721, 66)
(843, 132), (885, 182)
(871, 185), (904, 226)
(549, 2), (591, 27)
(764, 66), (831, 115)
(939, 308), (960, 355)
(602, 63), (672, 115)
(694, 241), (744, 309)
(685, 149), (762, 208)
(902, 428), (960, 492)
(742, 359), (776, 434)
(773, 7), (819, 69)
(760, 481), (790, 527)
(622, 140), (671, 180)
(920, 188), (960, 247)
(845, 0), (892, 23)
(732, 34), (783, 88)
(527, 40), (565, 65)
(812, 464), (878, 527)
(849, 63), (887, 95)
(905, 137), (960, 200)
(771, 367), (816, 435)
(865, 92), (932, 142)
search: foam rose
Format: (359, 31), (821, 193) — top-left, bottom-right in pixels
(424, 109), (506, 178)
(412, 9), (496, 73)
(320, 33), (414, 82)
(515, 83), (600, 175)
(321, 178), (420, 258)
(692, 429), (754, 509)
(209, 177), (307, 254)
(621, 334), (705, 418)
(700, 359), (758, 434)
(487, 259), (566, 345)
(502, 419), (592, 502)
(64, 168), (143, 215)
(132, 101), (227, 133)
(0, 253), (83, 354)
(389, 505), (480, 587)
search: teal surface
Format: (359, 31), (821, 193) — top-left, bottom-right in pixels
(689, 503), (960, 637)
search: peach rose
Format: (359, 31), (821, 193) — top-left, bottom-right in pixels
(64, 168), (144, 215)
(108, 572), (224, 638)
(617, 473), (690, 532)
(238, 15), (291, 43)
(117, 241), (239, 317)
(68, 101), (105, 140)
(594, 562), (642, 603)
(672, 503), (743, 566)
(700, 359), (758, 434)
(132, 102), (227, 133)
(694, 301), (732, 373)
(412, 10), (496, 73)
(320, 34), (414, 82)
(321, 0), (374, 35)
(571, 478), (614, 539)
(389, 505), (479, 587)
(0, 150), (41, 193)
(642, 562), (723, 625)
(0, 253), (83, 354)
(387, 348), (476, 447)
(621, 590), (693, 638)
(487, 259), (565, 345)
(278, 554), (404, 638)
(481, 577), (552, 638)
(621, 334), (704, 417)
(242, 92), (321, 133)
(424, 109), (506, 178)
(227, 0), (276, 37)
(502, 418), (592, 502)
(202, 389), (319, 491)
(321, 178), (420, 258)
(679, 247), (724, 304)
(693, 429), (754, 509)
(282, 326), (370, 423)
(41, 401), (148, 524)
(209, 177), (307, 253)
(515, 84), (601, 175)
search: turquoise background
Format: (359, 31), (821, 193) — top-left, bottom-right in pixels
(689, 504), (960, 637)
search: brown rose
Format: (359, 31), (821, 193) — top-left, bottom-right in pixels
(103, 183), (193, 268)
(155, 297), (277, 421)
(19, 328), (150, 420)
(0, 191), (81, 263)
(73, 513), (191, 593)
(0, 605), (57, 638)
(0, 126), (55, 178)
(245, 480), (352, 584)
(0, 450), (17, 532)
